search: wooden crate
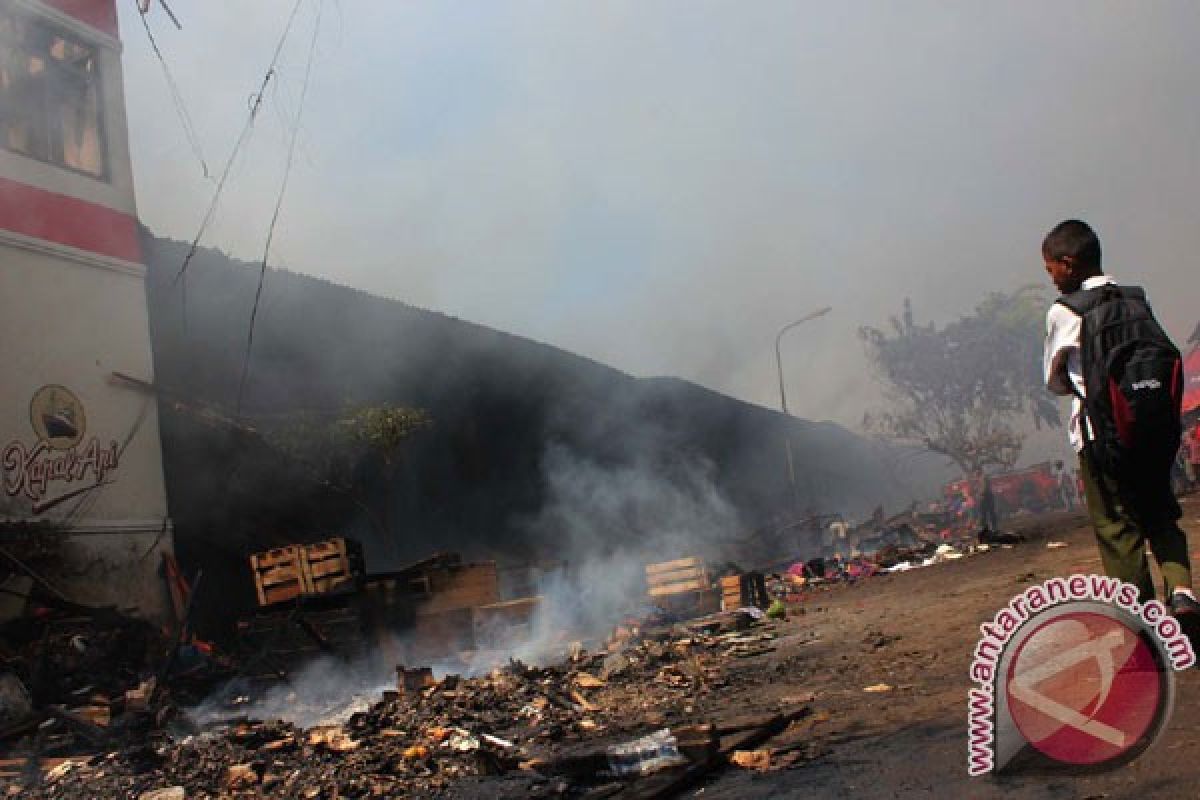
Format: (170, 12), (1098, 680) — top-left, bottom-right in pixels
(418, 562), (499, 614)
(250, 545), (311, 606)
(303, 537), (364, 595)
(646, 557), (709, 599)
(720, 574), (743, 611)
(249, 538), (365, 607)
(656, 587), (722, 617)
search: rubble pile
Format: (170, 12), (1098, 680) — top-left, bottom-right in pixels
(7, 610), (814, 799)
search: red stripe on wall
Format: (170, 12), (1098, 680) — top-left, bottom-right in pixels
(0, 176), (141, 263)
(39, 0), (119, 38)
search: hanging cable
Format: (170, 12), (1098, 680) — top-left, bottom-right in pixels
(236, 0), (324, 417)
(135, 1), (209, 179)
(171, 0), (306, 289)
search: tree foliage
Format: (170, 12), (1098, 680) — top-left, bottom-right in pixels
(859, 287), (1060, 475)
(262, 404), (431, 488)
(259, 403), (431, 543)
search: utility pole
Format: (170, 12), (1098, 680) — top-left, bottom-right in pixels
(775, 306), (832, 508)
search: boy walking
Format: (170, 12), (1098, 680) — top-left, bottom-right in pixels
(1041, 219), (1199, 634)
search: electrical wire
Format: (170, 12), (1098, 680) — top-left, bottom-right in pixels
(235, 0), (324, 417)
(135, 1), (210, 179)
(171, 0), (306, 289)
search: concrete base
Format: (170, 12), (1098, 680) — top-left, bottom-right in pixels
(40, 519), (176, 624)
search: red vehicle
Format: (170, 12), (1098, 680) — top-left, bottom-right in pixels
(945, 462), (1065, 516)
(1184, 345), (1200, 418)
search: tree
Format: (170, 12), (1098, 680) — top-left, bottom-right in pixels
(859, 287), (1060, 475)
(260, 403), (431, 548)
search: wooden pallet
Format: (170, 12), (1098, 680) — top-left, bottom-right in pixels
(646, 557), (709, 599)
(303, 537), (364, 595)
(720, 574), (743, 611)
(249, 538), (365, 607)
(250, 545), (311, 606)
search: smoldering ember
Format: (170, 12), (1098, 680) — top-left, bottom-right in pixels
(5, 2), (1200, 799)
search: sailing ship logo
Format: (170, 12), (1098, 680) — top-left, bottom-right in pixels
(29, 385), (87, 450)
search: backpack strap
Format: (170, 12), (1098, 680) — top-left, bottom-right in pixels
(1054, 283), (1143, 315)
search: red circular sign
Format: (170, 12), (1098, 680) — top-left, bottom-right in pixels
(1005, 611), (1164, 766)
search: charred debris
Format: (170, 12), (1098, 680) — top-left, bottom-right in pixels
(0, 506), (1003, 797)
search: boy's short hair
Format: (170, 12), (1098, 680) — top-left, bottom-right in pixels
(1042, 219), (1102, 271)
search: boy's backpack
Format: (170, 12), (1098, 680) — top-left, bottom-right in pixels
(1057, 284), (1183, 477)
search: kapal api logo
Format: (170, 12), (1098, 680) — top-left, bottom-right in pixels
(3, 385), (119, 514)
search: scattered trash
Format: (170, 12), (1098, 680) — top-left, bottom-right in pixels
(445, 728), (481, 752)
(223, 764), (258, 790)
(605, 728), (691, 776)
(138, 789), (186, 800)
(574, 672), (606, 689)
(1046, 541), (1069, 549)
(43, 758), (88, 782)
(730, 749), (772, 771)
(403, 744), (430, 760)
(306, 725), (359, 752)
(482, 732), (516, 749)
(863, 683), (893, 693)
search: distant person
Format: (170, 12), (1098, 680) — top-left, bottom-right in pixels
(959, 492), (975, 528)
(1173, 447), (1192, 496)
(977, 471), (999, 533)
(1041, 219), (1199, 639)
(1053, 460), (1076, 510)
(1187, 419), (1200, 490)
(1060, 468), (1077, 511)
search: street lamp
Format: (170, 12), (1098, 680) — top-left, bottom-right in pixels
(775, 306), (832, 507)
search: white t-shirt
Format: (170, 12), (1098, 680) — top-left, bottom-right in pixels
(1043, 275), (1117, 453)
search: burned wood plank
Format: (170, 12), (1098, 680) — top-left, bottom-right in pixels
(644, 558), (702, 576)
(618, 710), (807, 800)
(46, 706), (109, 748)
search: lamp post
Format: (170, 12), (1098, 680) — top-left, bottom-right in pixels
(775, 306), (832, 507)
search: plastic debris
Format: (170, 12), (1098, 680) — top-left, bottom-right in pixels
(605, 728), (689, 776)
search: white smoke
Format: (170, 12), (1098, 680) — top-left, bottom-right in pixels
(185, 443), (742, 729)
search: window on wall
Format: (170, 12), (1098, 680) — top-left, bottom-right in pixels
(0, 10), (105, 178)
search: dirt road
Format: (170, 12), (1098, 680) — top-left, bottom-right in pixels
(15, 501), (1199, 799)
(696, 497), (1200, 799)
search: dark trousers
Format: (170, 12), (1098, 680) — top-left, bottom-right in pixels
(1078, 451), (1192, 602)
(979, 500), (999, 532)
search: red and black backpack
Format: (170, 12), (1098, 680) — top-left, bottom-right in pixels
(1056, 284), (1183, 477)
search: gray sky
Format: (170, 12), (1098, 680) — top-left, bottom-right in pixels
(119, 1), (1200, 461)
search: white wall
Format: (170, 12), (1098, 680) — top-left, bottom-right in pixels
(0, 1), (173, 621)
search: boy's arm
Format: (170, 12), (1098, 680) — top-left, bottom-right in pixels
(1043, 304), (1080, 396)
